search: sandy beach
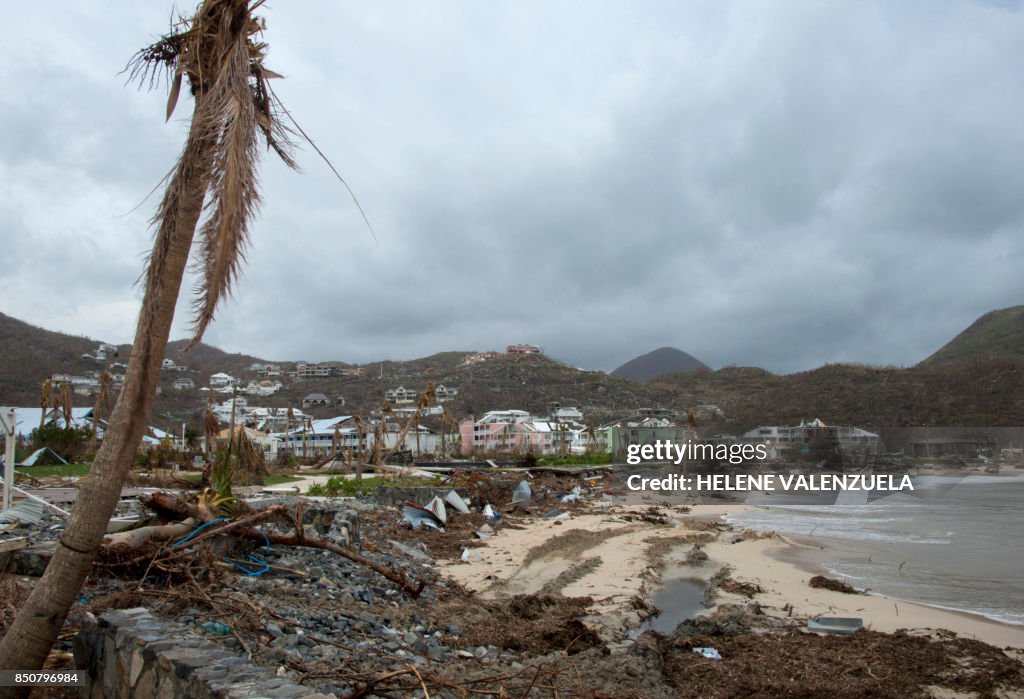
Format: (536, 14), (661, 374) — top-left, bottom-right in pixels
(438, 502), (1024, 649)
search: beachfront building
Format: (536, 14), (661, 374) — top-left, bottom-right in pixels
(459, 410), (576, 456)
(598, 412), (695, 456)
(740, 418), (880, 465)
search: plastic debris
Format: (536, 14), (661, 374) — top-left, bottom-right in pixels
(483, 504), (498, 520)
(692, 647), (722, 660)
(512, 480), (532, 507)
(461, 548), (471, 562)
(559, 485), (583, 503)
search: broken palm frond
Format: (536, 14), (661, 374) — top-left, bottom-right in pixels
(230, 426), (266, 480)
(90, 371), (114, 452)
(382, 383), (435, 465)
(38, 379), (53, 432)
(60, 382), (73, 428)
(203, 398), (219, 456)
(126, 0), (298, 351)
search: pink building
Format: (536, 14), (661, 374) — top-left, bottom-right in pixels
(459, 410), (571, 455)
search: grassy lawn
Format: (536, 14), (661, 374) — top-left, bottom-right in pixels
(14, 462), (91, 480)
(264, 475), (302, 485)
(536, 454), (612, 467)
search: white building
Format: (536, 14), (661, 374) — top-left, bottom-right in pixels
(209, 372), (236, 388)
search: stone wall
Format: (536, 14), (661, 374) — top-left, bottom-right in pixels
(74, 608), (333, 699)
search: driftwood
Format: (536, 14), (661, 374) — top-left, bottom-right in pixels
(104, 518), (198, 549)
(128, 492), (425, 597)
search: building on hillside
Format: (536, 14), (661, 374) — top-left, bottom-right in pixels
(209, 372), (235, 388)
(461, 351), (503, 365)
(434, 384), (459, 402)
(243, 380), (281, 397)
(296, 363), (337, 379)
(550, 406), (584, 423)
(506, 344), (542, 355)
(302, 393), (330, 408)
(384, 386), (417, 405)
(172, 377), (195, 390)
(212, 397), (249, 424)
(49, 373), (101, 396)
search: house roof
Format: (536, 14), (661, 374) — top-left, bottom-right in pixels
(303, 393), (329, 401)
(3, 407), (96, 439)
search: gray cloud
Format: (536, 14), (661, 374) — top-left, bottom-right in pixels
(3, 1), (1023, 374)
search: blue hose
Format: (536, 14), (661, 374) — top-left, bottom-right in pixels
(171, 517), (229, 548)
(223, 555), (270, 576)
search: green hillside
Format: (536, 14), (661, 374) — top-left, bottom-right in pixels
(922, 306), (1024, 366)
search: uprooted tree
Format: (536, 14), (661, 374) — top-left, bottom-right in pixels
(0, 0), (305, 679)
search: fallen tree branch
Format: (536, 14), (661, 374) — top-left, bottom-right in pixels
(103, 519), (198, 549)
(255, 529), (425, 598)
(137, 494), (425, 597)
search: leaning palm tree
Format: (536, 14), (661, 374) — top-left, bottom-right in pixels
(0, 0), (300, 676)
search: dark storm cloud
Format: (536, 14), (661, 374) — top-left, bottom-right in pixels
(3, 1), (1023, 374)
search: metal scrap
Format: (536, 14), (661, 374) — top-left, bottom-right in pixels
(444, 490), (470, 514)
(402, 502), (445, 531)
(0, 500), (46, 527)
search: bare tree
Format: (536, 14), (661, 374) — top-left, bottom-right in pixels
(0, 0), (300, 677)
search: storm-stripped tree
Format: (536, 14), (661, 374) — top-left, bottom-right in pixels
(0, 0), (300, 678)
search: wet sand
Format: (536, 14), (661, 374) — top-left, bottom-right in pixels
(437, 503), (1024, 648)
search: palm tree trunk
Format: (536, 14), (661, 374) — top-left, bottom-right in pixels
(0, 131), (213, 681)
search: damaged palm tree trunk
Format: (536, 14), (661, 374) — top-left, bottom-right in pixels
(0, 0), (300, 680)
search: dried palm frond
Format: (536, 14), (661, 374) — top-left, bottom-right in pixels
(203, 398), (220, 455)
(90, 371), (114, 452)
(38, 379), (53, 431)
(60, 383), (74, 428)
(126, 0), (298, 350)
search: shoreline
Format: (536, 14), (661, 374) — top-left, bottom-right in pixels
(437, 502), (1024, 649)
(763, 531), (1024, 640)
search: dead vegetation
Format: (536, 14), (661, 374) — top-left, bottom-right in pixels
(809, 574), (862, 595)
(95, 491), (424, 597)
(657, 628), (1024, 698)
(439, 593), (606, 656)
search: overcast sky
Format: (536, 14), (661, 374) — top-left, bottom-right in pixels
(2, 1), (1022, 374)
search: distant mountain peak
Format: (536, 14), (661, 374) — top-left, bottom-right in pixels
(611, 346), (709, 382)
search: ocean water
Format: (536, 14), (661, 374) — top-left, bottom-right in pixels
(725, 475), (1024, 626)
